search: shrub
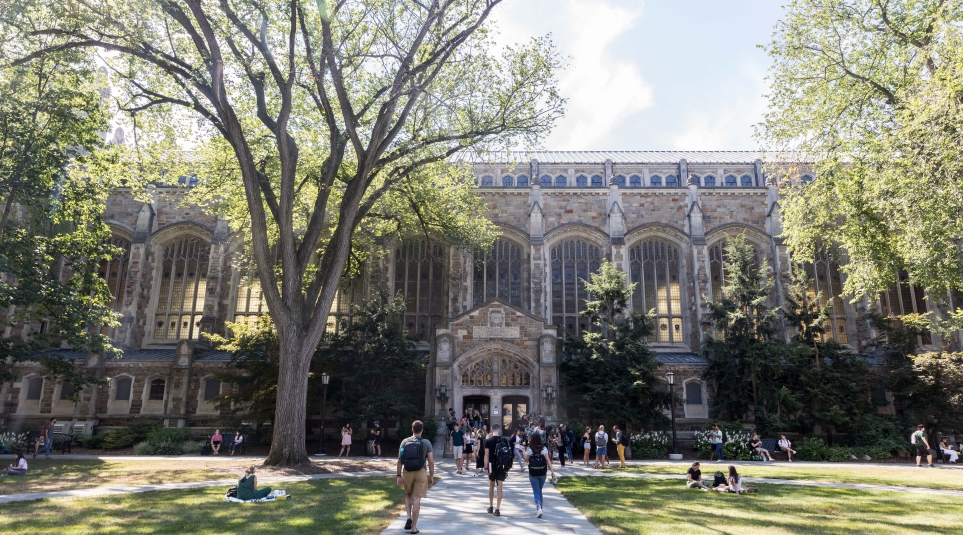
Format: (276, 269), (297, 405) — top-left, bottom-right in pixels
(101, 429), (137, 450)
(132, 440), (183, 456)
(78, 433), (105, 449)
(630, 431), (670, 459)
(145, 428), (189, 445)
(181, 441), (205, 454)
(796, 437), (829, 461)
(826, 446), (853, 462)
(692, 430), (714, 459)
(722, 432), (753, 461)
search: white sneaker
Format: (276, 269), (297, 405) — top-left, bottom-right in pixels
(716, 460), (722, 463)
(788, 459), (793, 462)
(536, 505), (542, 518)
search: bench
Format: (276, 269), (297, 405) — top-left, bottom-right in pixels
(26, 433), (73, 455)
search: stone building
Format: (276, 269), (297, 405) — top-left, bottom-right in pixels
(2, 151), (938, 434)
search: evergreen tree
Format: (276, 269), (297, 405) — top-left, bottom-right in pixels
(783, 265), (874, 444)
(561, 260), (671, 430)
(702, 235), (789, 433)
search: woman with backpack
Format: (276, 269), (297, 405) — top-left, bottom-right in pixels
(523, 433), (556, 518)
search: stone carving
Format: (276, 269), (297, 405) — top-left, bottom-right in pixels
(541, 338), (555, 363)
(177, 343), (191, 366)
(437, 337), (451, 362)
(472, 308), (519, 338)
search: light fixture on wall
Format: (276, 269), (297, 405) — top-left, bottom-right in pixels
(435, 382), (450, 403)
(541, 382), (555, 402)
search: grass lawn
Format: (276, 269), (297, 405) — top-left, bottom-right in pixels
(557, 477), (963, 535)
(0, 476), (403, 534)
(622, 463), (963, 491)
(0, 460), (231, 495)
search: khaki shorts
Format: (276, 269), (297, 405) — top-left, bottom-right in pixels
(402, 469), (429, 498)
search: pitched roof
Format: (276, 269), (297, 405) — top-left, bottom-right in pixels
(468, 151), (769, 165)
(655, 352), (707, 365)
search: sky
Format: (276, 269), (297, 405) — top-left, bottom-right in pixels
(492, 0), (786, 151)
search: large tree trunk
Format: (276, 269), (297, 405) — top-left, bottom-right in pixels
(264, 323), (313, 466)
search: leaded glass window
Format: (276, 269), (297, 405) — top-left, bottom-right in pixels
(96, 236), (132, 339)
(665, 175), (678, 187)
(615, 175), (626, 187)
(703, 175), (716, 187)
(591, 175), (604, 187)
(803, 252), (850, 344)
(630, 239), (683, 343)
(708, 239), (760, 304)
(741, 175), (753, 187)
(155, 237), (210, 340)
(327, 275), (366, 335)
(576, 175), (588, 187)
(517, 175), (529, 187)
(481, 176), (493, 187)
(551, 239), (603, 336)
(725, 175), (737, 187)
(473, 239), (523, 309)
(394, 240), (446, 340)
(233, 278), (266, 327)
(541, 175), (552, 187)
(462, 358), (493, 386)
(502, 176), (514, 187)
(880, 270), (931, 346)
(629, 175), (642, 187)
(554, 175), (567, 187)
(650, 175), (663, 187)
(500, 358), (531, 387)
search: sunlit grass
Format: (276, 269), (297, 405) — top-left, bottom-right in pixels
(622, 462), (963, 490)
(0, 460), (233, 495)
(0, 477), (403, 534)
(558, 477), (963, 535)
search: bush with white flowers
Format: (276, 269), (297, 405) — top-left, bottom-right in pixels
(630, 431), (670, 459)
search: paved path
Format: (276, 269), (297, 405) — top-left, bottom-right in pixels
(381, 463), (601, 535)
(0, 469), (394, 504)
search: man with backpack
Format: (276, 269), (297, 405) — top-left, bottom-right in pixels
(912, 424), (934, 468)
(612, 425), (629, 468)
(594, 425), (610, 469)
(484, 423), (512, 517)
(397, 420), (435, 534)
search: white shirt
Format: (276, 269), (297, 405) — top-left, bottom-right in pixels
(778, 439), (791, 449)
(525, 446), (548, 457)
(13, 458), (27, 470)
(729, 476), (742, 493)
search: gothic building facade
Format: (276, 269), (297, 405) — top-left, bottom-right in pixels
(2, 151), (932, 433)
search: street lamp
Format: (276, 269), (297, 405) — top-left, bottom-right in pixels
(435, 382), (449, 404)
(665, 371), (680, 457)
(315, 372), (331, 456)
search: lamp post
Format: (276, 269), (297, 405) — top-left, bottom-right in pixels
(435, 382), (450, 404)
(315, 372), (331, 456)
(665, 371), (680, 457)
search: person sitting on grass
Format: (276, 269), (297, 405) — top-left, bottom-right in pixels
(749, 434), (773, 462)
(712, 465), (745, 494)
(237, 466), (272, 500)
(5, 452), (27, 475)
(777, 435), (796, 462)
(686, 461), (708, 491)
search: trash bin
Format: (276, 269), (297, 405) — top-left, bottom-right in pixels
(366, 439), (375, 456)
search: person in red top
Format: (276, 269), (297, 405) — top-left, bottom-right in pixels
(210, 429), (223, 455)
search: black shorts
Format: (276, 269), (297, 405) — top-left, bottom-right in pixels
(212, 441), (221, 446)
(916, 444), (930, 456)
(488, 470), (507, 482)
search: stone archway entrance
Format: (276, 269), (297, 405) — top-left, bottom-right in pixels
(501, 395), (529, 434)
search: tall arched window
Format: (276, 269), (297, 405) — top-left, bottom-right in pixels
(629, 175), (642, 188)
(481, 176), (493, 187)
(665, 175), (678, 187)
(502, 176), (514, 187)
(685, 382), (703, 404)
(741, 175), (754, 187)
(880, 270), (930, 346)
(156, 237), (210, 340)
(708, 239), (760, 303)
(804, 252), (849, 344)
(591, 175), (604, 187)
(725, 175), (737, 187)
(395, 240), (446, 340)
(554, 175), (567, 187)
(576, 175), (588, 187)
(541, 175), (552, 187)
(234, 278), (266, 326)
(327, 275), (366, 335)
(704, 175), (716, 187)
(473, 239), (524, 309)
(97, 236), (132, 339)
(551, 239), (603, 336)
(650, 175), (663, 187)
(629, 239), (683, 343)
(517, 175), (529, 187)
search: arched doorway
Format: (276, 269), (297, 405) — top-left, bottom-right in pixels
(501, 395), (529, 434)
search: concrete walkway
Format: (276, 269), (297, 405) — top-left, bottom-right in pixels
(0, 469), (394, 504)
(381, 463), (601, 535)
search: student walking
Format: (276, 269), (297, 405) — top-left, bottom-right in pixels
(709, 424), (724, 463)
(582, 427), (592, 466)
(612, 425), (627, 468)
(523, 433), (556, 518)
(912, 424), (934, 468)
(449, 422), (466, 474)
(512, 428), (527, 472)
(484, 424), (511, 517)
(594, 425), (609, 469)
(553, 427), (567, 468)
(34, 418), (56, 459)
(339, 423), (353, 457)
(397, 420), (435, 534)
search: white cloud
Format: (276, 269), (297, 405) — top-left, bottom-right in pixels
(493, 0), (653, 150)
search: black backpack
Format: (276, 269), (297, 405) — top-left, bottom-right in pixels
(528, 450), (548, 476)
(226, 486), (237, 498)
(713, 471), (727, 487)
(401, 439), (426, 471)
(618, 432), (629, 447)
(494, 437), (514, 471)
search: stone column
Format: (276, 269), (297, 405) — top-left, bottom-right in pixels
(606, 159), (629, 276)
(765, 176), (792, 340)
(686, 173), (709, 345)
(120, 202), (155, 348)
(529, 159), (547, 320)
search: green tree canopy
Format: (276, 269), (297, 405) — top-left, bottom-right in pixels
(561, 260), (671, 431)
(3, 0), (565, 464)
(760, 0), (963, 300)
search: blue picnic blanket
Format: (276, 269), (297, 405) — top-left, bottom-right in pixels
(225, 490), (288, 503)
